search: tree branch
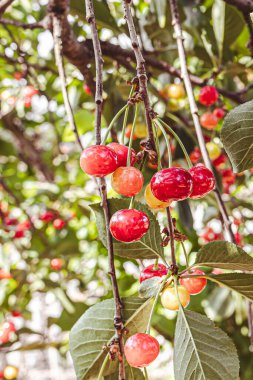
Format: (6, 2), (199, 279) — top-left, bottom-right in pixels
(85, 0), (125, 378)
(0, 0), (14, 16)
(243, 11), (253, 57)
(52, 14), (83, 151)
(223, 0), (253, 13)
(0, 17), (47, 29)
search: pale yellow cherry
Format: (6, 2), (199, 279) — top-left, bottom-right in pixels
(4, 366), (19, 380)
(145, 184), (171, 209)
(161, 285), (190, 310)
(206, 142), (221, 160)
(167, 83), (185, 99)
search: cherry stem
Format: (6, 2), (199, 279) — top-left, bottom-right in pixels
(153, 121), (162, 171)
(166, 207), (177, 272)
(127, 102), (140, 166)
(144, 367), (149, 380)
(129, 196), (135, 209)
(121, 85), (135, 145)
(97, 353), (109, 380)
(173, 275), (183, 309)
(153, 119), (172, 168)
(153, 258), (159, 270)
(146, 271), (171, 335)
(181, 241), (190, 270)
(129, 365), (134, 380)
(156, 118), (193, 168)
(101, 104), (128, 145)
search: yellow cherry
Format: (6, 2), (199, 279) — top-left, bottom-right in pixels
(145, 184), (171, 209)
(167, 83), (185, 99)
(4, 366), (19, 380)
(206, 142), (221, 160)
(161, 285), (190, 310)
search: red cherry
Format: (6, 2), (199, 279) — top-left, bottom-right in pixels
(18, 220), (31, 230)
(199, 86), (219, 106)
(189, 147), (201, 164)
(0, 371), (4, 379)
(111, 167), (144, 197)
(213, 108), (225, 119)
(4, 218), (18, 226)
(189, 164), (215, 199)
(125, 126), (137, 140)
(3, 321), (16, 333)
(235, 232), (242, 246)
(24, 97), (32, 108)
(11, 311), (22, 318)
(50, 258), (63, 271)
(80, 145), (118, 177)
(0, 328), (10, 344)
(40, 211), (55, 222)
(140, 264), (168, 283)
(212, 153), (226, 168)
(201, 227), (223, 243)
(24, 86), (38, 97)
(53, 219), (65, 230)
(180, 269), (207, 295)
(14, 229), (25, 239)
(0, 269), (12, 280)
(200, 112), (218, 129)
(109, 209), (149, 242)
(107, 143), (136, 167)
(220, 168), (235, 185)
(124, 333), (160, 368)
(83, 84), (92, 95)
(150, 168), (193, 202)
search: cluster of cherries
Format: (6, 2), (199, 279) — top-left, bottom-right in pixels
(198, 86), (225, 130)
(124, 263), (207, 368)
(39, 210), (66, 230)
(80, 142), (215, 243)
(2, 214), (31, 239)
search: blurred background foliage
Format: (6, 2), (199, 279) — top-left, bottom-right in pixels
(0, 0), (253, 378)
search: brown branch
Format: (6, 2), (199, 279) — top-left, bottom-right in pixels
(0, 0), (14, 16)
(122, 0), (156, 151)
(243, 12), (253, 57)
(52, 14), (83, 151)
(85, 0), (125, 378)
(0, 17), (47, 29)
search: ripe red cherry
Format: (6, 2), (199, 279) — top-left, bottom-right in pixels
(3, 322), (16, 333)
(140, 264), (168, 283)
(200, 112), (218, 129)
(212, 153), (226, 168)
(107, 143), (136, 167)
(5, 218), (18, 226)
(0, 371), (3, 379)
(83, 84), (92, 95)
(80, 145), (118, 177)
(150, 168), (193, 202)
(111, 167), (144, 197)
(124, 333), (160, 368)
(221, 168), (235, 185)
(199, 86), (218, 106)
(53, 218), (65, 230)
(213, 108), (225, 119)
(189, 147), (201, 164)
(189, 164), (215, 199)
(11, 311), (22, 318)
(24, 97), (32, 108)
(0, 328), (10, 344)
(40, 211), (55, 222)
(109, 209), (149, 242)
(14, 229), (25, 239)
(180, 269), (207, 295)
(0, 269), (12, 280)
(51, 258), (63, 271)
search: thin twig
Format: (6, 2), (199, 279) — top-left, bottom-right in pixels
(85, 0), (125, 378)
(0, 18), (46, 29)
(0, 0), (14, 16)
(52, 15), (83, 151)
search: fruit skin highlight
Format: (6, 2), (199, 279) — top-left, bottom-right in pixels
(140, 264), (168, 283)
(109, 209), (149, 242)
(80, 145), (118, 177)
(180, 269), (207, 295)
(111, 167), (144, 197)
(189, 164), (215, 199)
(124, 333), (160, 368)
(151, 168), (193, 202)
(161, 285), (190, 310)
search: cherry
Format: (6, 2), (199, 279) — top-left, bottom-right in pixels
(0, 371), (3, 379)
(14, 72), (22, 80)
(14, 229), (25, 239)
(189, 164), (215, 199)
(83, 84), (92, 95)
(5, 218), (18, 226)
(213, 108), (225, 119)
(161, 285), (190, 310)
(201, 227), (223, 243)
(3, 321), (16, 333)
(0, 328), (9, 344)
(18, 220), (31, 230)
(40, 211), (55, 222)
(200, 112), (218, 129)
(80, 145), (118, 177)
(199, 86), (218, 106)
(4, 366), (19, 380)
(24, 86), (38, 97)
(109, 209), (149, 242)
(235, 232), (242, 246)
(107, 143), (136, 167)
(51, 258), (63, 271)
(24, 97), (32, 108)
(0, 269), (12, 280)
(124, 333), (160, 368)
(125, 125), (137, 140)
(112, 167), (143, 197)
(11, 311), (22, 318)
(189, 147), (201, 164)
(206, 142), (221, 160)
(212, 153), (226, 168)
(53, 218), (65, 230)
(167, 83), (185, 99)
(144, 184), (171, 209)
(151, 168), (193, 202)
(221, 168), (235, 185)
(140, 264), (168, 283)
(179, 269), (207, 295)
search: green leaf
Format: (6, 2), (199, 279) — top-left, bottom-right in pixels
(69, 297), (152, 380)
(90, 199), (165, 261)
(221, 100), (253, 172)
(174, 308), (239, 380)
(139, 276), (163, 298)
(194, 241), (253, 271)
(212, 0), (225, 59)
(206, 273), (253, 302)
(105, 366), (144, 380)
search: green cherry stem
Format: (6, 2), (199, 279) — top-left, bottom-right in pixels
(180, 241), (190, 270)
(101, 104), (128, 145)
(146, 271), (171, 335)
(97, 353), (109, 380)
(144, 367), (149, 380)
(127, 102), (140, 166)
(153, 258), (159, 270)
(129, 196), (135, 209)
(154, 119), (172, 168)
(121, 85), (135, 145)
(156, 118), (193, 168)
(152, 121), (162, 171)
(173, 275), (183, 310)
